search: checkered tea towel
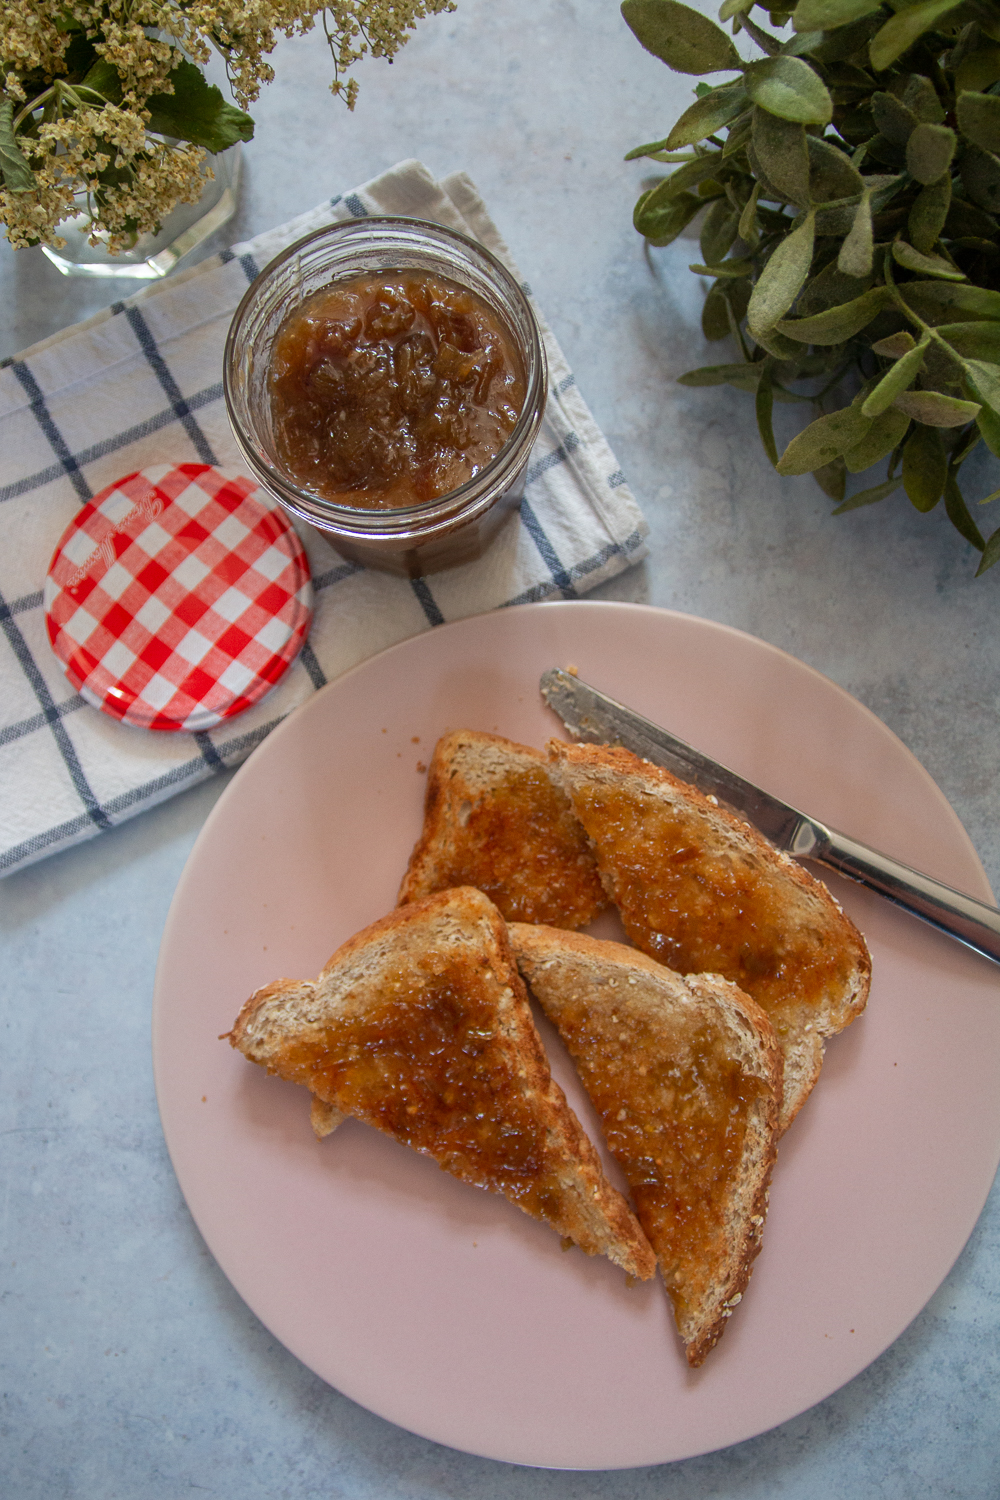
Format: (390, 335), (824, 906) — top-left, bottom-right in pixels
(0, 159), (648, 878)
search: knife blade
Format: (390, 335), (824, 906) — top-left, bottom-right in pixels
(540, 667), (1000, 968)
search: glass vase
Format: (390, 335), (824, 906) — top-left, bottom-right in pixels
(40, 144), (241, 280)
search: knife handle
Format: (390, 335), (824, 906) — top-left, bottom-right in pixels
(813, 827), (1000, 966)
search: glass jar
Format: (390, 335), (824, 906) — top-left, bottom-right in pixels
(223, 217), (547, 577)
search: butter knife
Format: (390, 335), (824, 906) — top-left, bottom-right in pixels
(540, 667), (1000, 967)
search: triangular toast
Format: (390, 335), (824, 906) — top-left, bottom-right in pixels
(547, 741), (871, 1131)
(398, 730), (607, 928)
(229, 886), (655, 1280)
(510, 923), (783, 1366)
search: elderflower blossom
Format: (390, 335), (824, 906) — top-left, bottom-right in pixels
(1, 0), (454, 251)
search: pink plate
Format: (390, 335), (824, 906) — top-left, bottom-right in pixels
(152, 601), (1000, 1469)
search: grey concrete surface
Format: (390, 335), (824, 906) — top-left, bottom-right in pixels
(3, 0), (999, 1494)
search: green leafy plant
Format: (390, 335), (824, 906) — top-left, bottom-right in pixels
(623, 0), (1000, 573)
(1, 0), (454, 255)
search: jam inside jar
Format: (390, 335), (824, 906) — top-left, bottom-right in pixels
(223, 217), (547, 576)
(269, 272), (527, 511)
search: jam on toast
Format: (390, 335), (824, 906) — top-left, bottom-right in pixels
(229, 886), (655, 1279)
(398, 730), (607, 928)
(511, 922), (783, 1366)
(548, 741), (872, 1131)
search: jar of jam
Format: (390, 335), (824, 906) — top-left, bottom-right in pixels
(223, 218), (547, 576)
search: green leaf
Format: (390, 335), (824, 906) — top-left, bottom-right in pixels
(962, 358), (1000, 415)
(905, 123), (956, 185)
(634, 186), (703, 242)
(837, 190), (873, 277)
(747, 207), (816, 336)
(756, 360), (779, 465)
(678, 361), (762, 390)
(960, 144), (1000, 216)
(902, 423), (947, 510)
(869, 0), (964, 73)
(80, 59), (124, 105)
(975, 524), (1000, 575)
(956, 91), (1000, 156)
(800, 257), (874, 314)
(722, 112), (754, 158)
(892, 239), (965, 281)
(744, 55), (833, 124)
(621, 0), (743, 73)
(702, 281), (733, 339)
(625, 137), (679, 160)
(901, 280), (1000, 325)
(776, 404), (872, 474)
(976, 403), (1000, 458)
(782, 30), (826, 57)
(689, 257), (755, 276)
(700, 197), (740, 264)
(872, 331), (917, 358)
(665, 82), (749, 147)
(956, 46), (1000, 96)
(908, 173), (951, 254)
(646, 153), (725, 202)
(944, 469), (986, 550)
(726, 274), (751, 323)
(753, 325), (812, 359)
(751, 107), (810, 205)
(903, 75), (945, 126)
(845, 407), (911, 471)
(862, 337), (929, 416)
(832, 474), (904, 511)
(738, 180), (761, 244)
(871, 91), (919, 148)
(719, 0), (750, 18)
(893, 390), (982, 426)
(812, 12), (884, 63)
(776, 284), (890, 343)
(145, 59), (254, 152)
(807, 135), (865, 201)
(792, 0), (881, 31)
(0, 99), (35, 194)
(813, 457), (848, 501)
(937, 323), (1000, 361)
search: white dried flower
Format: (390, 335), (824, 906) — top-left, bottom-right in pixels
(1, 0), (455, 249)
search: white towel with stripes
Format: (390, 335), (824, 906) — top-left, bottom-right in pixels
(0, 159), (648, 878)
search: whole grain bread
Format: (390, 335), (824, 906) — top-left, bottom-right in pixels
(547, 741), (871, 1132)
(510, 923), (783, 1366)
(397, 730), (607, 928)
(229, 886), (655, 1280)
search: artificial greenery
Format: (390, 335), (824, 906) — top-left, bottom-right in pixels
(623, 0), (1000, 573)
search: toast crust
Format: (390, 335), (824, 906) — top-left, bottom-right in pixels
(547, 741), (872, 1132)
(398, 730), (607, 928)
(510, 923), (783, 1366)
(230, 887), (655, 1280)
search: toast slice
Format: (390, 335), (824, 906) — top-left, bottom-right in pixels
(547, 742), (871, 1132)
(398, 730), (607, 928)
(229, 886), (655, 1280)
(510, 923), (783, 1367)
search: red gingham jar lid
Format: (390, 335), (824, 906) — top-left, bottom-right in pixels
(44, 464), (313, 732)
